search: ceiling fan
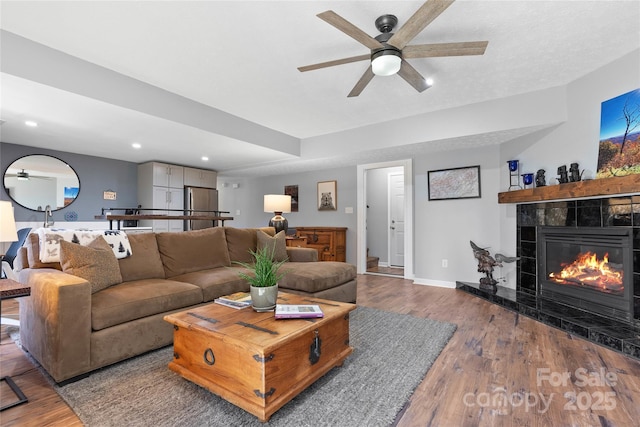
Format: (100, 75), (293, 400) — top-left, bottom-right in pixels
(6, 169), (52, 181)
(298, 0), (488, 97)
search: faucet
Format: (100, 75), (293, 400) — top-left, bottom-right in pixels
(44, 205), (54, 228)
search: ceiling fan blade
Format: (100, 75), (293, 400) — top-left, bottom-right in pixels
(403, 41), (488, 58)
(397, 60), (431, 93)
(317, 10), (384, 50)
(298, 54), (370, 72)
(387, 0), (456, 50)
(348, 66), (375, 97)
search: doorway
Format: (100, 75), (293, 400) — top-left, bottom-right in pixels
(357, 159), (413, 279)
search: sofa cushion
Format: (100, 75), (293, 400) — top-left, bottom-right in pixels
(257, 230), (288, 262)
(278, 262), (356, 293)
(171, 266), (249, 302)
(25, 233), (62, 270)
(156, 227), (231, 278)
(118, 233), (165, 282)
(91, 279), (203, 331)
(60, 236), (123, 293)
(225, 227), (257, 263)
(225, 227), (276, 263)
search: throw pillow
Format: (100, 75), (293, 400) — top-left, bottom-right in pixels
(60, 236), (123, 294)
(156, 227), (231, 278)
(256, 230), (288, 262)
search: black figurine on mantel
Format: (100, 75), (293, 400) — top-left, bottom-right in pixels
(557, 165), (569, 184)
(535, 169), (546, 187)
(470, 241), (519, 293)
(569, 163), (582, 182)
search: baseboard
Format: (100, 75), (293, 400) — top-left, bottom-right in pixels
(412, 278), (457, 289)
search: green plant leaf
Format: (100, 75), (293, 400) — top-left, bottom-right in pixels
(233, 245), (288, 287)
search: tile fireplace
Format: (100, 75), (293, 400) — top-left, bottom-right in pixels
(458, 194), (640, 360)
(517, 196), (640, 328)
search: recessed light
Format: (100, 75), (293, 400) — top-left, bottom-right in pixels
(132, 143), (142, 149)
(24, 120), (38, 127)
(201, 156), (209, 161)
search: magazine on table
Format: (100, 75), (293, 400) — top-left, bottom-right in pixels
(214, 291), (252, 309)
(275, 304), (324, 319)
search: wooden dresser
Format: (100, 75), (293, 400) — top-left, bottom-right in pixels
(294, 227), (347, 262)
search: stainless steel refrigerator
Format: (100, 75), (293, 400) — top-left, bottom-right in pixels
(184, 186), (219, 230)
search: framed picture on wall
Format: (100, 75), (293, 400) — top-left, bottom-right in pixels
(317, 180), (337, 211)
(597, 88), (640, 178)
(284, 185), (299, 212)
(428, 165), (481, 201)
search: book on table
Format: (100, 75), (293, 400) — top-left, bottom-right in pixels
(214, 291), (251, 309)
(275, 304), (324, 319)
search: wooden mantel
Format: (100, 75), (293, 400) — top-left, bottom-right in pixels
(498, 174), (640, 204)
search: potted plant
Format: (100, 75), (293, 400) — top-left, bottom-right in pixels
(235, 246), (288, 311)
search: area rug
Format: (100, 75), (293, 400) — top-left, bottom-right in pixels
(54, 306), (456, 426)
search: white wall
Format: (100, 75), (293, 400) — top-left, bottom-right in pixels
(413, 146), (505, 286)
(219, 166), (358, 263)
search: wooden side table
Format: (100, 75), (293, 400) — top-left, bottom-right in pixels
(285, 236), (307, 248)
(1, 279), (30, 411)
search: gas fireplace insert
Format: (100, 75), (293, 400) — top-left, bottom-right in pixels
(538, 227), (633, 322)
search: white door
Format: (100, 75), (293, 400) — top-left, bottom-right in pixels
(389, 173), (404, 267)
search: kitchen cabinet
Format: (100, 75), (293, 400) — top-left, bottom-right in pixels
(294, 227), (347, 262)
(149, 162), (184, 188)
(184, 167), (217, 189)
(138, 162), (185, 232)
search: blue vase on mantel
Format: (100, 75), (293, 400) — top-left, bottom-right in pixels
(522, 173), (534, 188)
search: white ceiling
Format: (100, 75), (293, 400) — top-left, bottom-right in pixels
(1, 1), (639, 177)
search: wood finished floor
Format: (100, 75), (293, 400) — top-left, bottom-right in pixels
(366, 265), (404, 276)
(1, 274), (639, 426)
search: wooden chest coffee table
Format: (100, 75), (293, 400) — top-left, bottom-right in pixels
(164, 292), (356, 422)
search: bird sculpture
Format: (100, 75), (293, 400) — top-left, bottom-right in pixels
(470, 241), (518, 292)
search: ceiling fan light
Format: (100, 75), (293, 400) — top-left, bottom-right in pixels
(17, 170), (29, 181)
(371, 50), (401, 76)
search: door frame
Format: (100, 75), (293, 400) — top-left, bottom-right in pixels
(357, 159), (413, 279)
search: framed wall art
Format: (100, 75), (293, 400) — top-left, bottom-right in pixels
(597, 88), (640, 178)
(284, 185), (299, 212)
(317, 180), (337, 210)
(428, 165), (481, 201)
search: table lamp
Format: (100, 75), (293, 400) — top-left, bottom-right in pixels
(0, 201), (18, 279)
(264, 195), (291, 235)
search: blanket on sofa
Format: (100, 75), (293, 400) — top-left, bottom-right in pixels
(36, 228), (132, 262)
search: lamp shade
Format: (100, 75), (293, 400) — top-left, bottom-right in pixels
(371, 50), (401, 76)
(0, 201), (18, 243)
(264, 195), (291, 213)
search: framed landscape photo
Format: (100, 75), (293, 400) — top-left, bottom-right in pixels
(284, 185), (299, 212)
(428, 165), (481, 201)
(317, 180), (337, 211)
(597, 88), (640, 178)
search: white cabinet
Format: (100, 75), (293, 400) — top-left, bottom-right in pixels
(184, 167), (217, 189)
(151, 162), (184, 188)
(138, 162), (185, 233)
(150, 187), (184, 232)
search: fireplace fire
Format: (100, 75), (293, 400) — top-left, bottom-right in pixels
(538, 227), (633, 322)
(548, 251), (623, 294)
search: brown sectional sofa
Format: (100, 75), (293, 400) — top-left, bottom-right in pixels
(15, 226), (357, 383)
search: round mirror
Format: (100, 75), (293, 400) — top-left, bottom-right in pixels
(3, 155), (80, 212)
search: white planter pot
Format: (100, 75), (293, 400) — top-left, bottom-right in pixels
(250, 284), (278, 312)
